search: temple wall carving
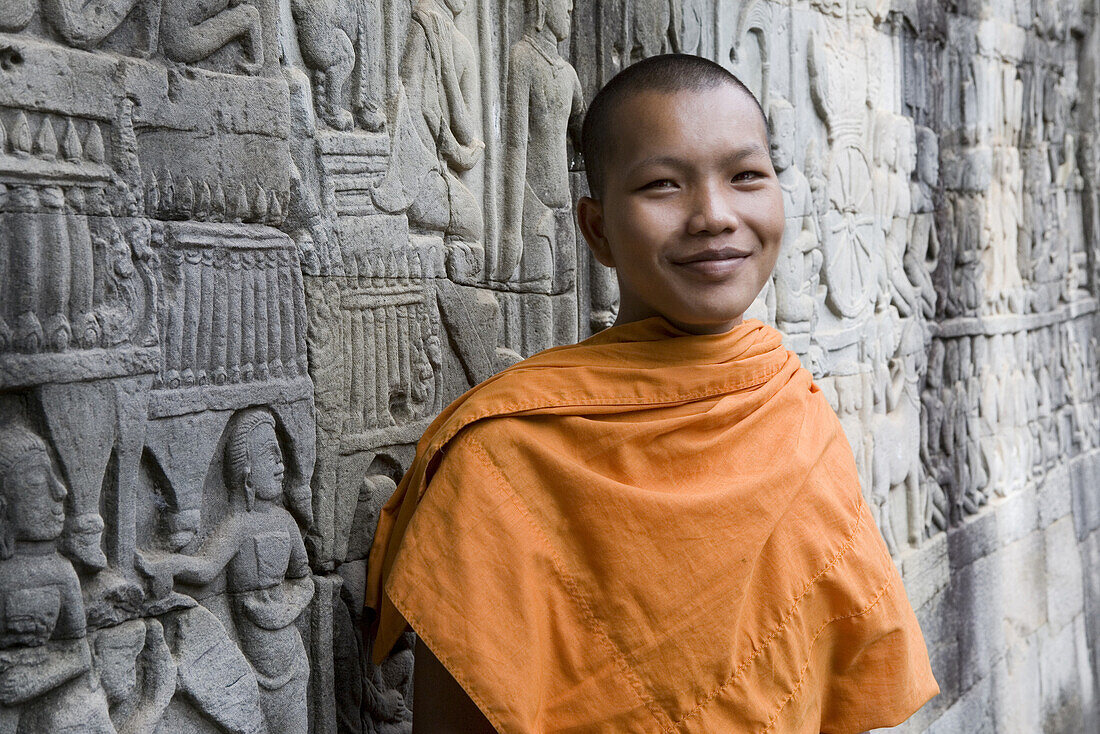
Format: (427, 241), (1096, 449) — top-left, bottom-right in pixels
(1, 0), (1098, 730)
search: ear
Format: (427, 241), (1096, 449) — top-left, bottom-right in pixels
(576, 196), (615, 268)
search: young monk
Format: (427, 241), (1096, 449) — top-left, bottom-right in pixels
(365, 54), (939, 733)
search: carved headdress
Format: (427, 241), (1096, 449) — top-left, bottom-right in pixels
(0, 423), (55, 559)
(224, 407), (279, 510)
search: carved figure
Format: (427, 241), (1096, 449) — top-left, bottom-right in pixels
(983, 147), (1025, 313)
(869, 321), (922, 554)
(39, 0), (145, 50)
(384, 0), (485, 278)
(627, 0), (682, 62)
(679, 0), (705, 54)
(949, 194), (983, 316)
(291, 0), (385, 131)
(768, 97), (821, 334)
(90, 619), (177, 734)
(0, 423), (114, 732)
(906, 126), (938, 319)
(160, 0), (264, 74)
(873, 113), (917, 318)
(919, 341), (949, 534)
(137, 409), (314, 734)
(497, 0), (584, 285)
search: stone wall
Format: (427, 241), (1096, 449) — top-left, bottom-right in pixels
(0, 0), (1097, 731)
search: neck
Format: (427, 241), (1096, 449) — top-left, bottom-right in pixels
(525, 25), (560, 57)
(14, 539), (56, 556)
(612, 309), (744, 336)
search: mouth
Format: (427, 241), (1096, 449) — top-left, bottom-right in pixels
(671, 247), (752, 278)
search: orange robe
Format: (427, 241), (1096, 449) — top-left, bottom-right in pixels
(366, 318), (938, 733)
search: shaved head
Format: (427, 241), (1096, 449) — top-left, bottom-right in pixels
(581, 54), (766, 198)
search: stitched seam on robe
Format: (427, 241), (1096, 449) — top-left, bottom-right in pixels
(368, 319), (938, 731)
(392, 589), (511, 734)
(465, 434), (672, 730)
(669, 495), (869, 729)
(758, 576), (895, 734)
(413, 365), (784, 505)
(467, 418), (873, 733)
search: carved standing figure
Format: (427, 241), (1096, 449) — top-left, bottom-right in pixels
(874, 113), (917, 318)
(868, 324), (922, 554)
(498, 0), (584, 284)
(137, 409), (314, 734)
(768, 97), (821, 334)
(906, 126), (938, 319)
(0, 423), (114, 733)
(393, 0), (485, 277)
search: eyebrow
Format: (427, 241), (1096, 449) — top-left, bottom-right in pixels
(628, 143), (770, 173)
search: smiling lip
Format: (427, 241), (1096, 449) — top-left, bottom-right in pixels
(672, 247), (752, 278)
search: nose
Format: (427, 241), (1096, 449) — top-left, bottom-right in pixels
(50, 474), (68, 502)
(686, 181), (740, 235)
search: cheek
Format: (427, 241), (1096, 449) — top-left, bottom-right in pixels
(754, 190), (787, 246)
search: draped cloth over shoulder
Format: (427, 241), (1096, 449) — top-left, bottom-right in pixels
(365, 318), (938, 734)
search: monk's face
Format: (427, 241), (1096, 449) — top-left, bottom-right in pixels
(578, 84), (784, 334)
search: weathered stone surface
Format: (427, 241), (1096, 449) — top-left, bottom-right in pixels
(1046, 516), (1086, 633)
(0, 0), (1098, 731)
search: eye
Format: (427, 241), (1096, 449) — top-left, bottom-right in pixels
(732, 170), (764, 183)
(641, 178), (677, 191)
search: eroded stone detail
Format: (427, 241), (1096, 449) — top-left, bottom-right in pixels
(2, 0), (1100, 731)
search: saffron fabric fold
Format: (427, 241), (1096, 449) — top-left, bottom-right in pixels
(365, 317), (938, 733)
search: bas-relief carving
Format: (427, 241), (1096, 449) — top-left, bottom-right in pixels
(807, 24), (879, 327)
(495, 0), (585, 355)
(2, 0), (1100, 730)
(768, 97), (822, 345)
(0, 422), (114, 733)
(0, 105), (156, 365)
(626, 0), (683, 62)
(391, 0), (484, 280)
(291, 0), (385, 133)
(497, 0), (584, 286)
(137, 408), (313, 734)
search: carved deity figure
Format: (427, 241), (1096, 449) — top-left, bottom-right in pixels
(497, 0), (584, 285)
(0, 423), (116, 733)
(137, 409), (314, 734)
(160, 0), (265, 74)
(291, 0), (385, 131)
(768, 97), (821, 334)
